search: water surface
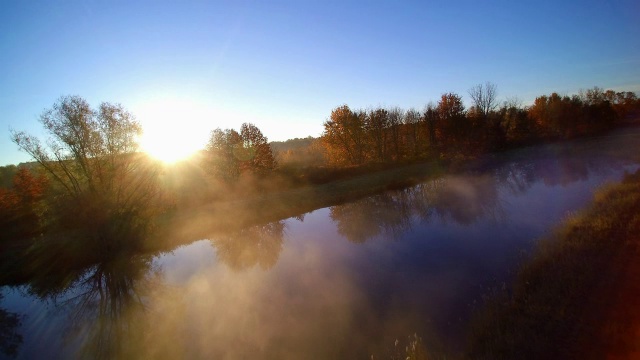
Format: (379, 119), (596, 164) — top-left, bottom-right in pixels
(2, 129), (640, 359)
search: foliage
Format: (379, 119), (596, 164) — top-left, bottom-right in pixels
(240, 122), (277, 175)
(271, 137), (324, 168)
(0, 165), (18, 189)
(319, 86), (639, 170)
(205, 123), (276, 182)
(9, 95), (162, 254)
(0, 167), (49, 243)
(321, 105), (368, 165)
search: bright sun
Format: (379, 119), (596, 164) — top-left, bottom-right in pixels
(135, 98), (214, 164)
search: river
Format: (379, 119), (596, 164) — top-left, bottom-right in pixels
(1, 128), (640, 359)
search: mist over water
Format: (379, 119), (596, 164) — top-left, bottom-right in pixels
(2, 129), (640, 359)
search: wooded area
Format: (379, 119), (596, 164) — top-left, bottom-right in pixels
(1, 85), (639, 258)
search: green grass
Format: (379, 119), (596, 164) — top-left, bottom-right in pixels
(466, 169), (640, 359)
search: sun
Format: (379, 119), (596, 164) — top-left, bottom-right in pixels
(135, 98), (214, 164)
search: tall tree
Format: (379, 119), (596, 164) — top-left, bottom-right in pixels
(365, 108), (389, 162)
(206, 128), (242, 182)
(423, 102), (439, 153)
(206, 123), (276, 181)
(468, 82), (498, 118)
(239, 122), (276, 175)
(10, 96), (150, 201)
(11, 96), (159, 203)
(321, 105), (367, 165)
(403, 108), (422, 157)
(437, 92), (468, 149)
(10, 96), (160, 250)
(387, 107), (404, 160)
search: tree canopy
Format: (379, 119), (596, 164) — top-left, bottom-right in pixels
(205, 122), (276, 182)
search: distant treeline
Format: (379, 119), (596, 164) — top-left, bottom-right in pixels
(1, 85), (639, 252)
(320, 84), (640, 167)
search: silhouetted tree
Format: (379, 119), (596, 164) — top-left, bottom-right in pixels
(11, 96), (148, 199)
(10, 96), (161, 252)
(468, 82), (498, 118)
(499, 99), (536, 146)
(423, 103), (439, 155)
(437, 92), (468, 151)
(403, 108), (423, 157)
(365, 108), (390, 162)
(387, 107), (404, 160)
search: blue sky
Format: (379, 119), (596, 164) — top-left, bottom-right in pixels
(1, 0), (639, 165)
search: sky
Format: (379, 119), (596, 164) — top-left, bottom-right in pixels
(1, 0), (639, 165)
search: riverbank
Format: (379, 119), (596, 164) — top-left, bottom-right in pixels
(156, 159), (447, 248)
(157, 126), (640, 249)
(466, 169), (640, 359)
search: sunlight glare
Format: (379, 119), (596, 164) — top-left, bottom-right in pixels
(135, 98), (215, 163)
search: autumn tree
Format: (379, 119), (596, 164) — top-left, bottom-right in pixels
(0, 165), (18, 189)
(0, 167), (49, 242)
(206, 128), (242, 182)
(239, 122), (276, 175)
(423, 103), (439, 153)
(321, 105), (367, 165)
(403, 108), (422, 157)
(10, 96), (153, 201)
(206, 123), (276, 182)
(10, 95), (161, 250)
(437, 92), (468, 150)
(607, 91), (639, 121)
(499, 98), (536, 146)
(387, 107), (404, 160)
(365, 108), (390, 162)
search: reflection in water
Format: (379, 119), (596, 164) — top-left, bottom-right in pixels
(211, 220), (285, 271)
(331, 149), (634, 243)
(330, 174), (503, 243)
(59, 256), (160, 359)
(1, 129), (639, 359)
(14, 248), (163, 359)
(0, 293), (22, 358)
(330, 190), (413, 243)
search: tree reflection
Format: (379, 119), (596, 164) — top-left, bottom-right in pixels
(430, 175), (503, 225)
(330, 153), (626, 243)
(330, 190), (413, 243)
(211, 220), (285, 271)
(20, 245), (162, 360)
(330, 174), (504, 243)
(0, 293), (22, 358)
(62, 256), (160, 359)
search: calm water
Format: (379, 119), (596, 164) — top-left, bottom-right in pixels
(2, 129), (640, 359)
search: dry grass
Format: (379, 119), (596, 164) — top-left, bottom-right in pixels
(466, 169), (640, 359)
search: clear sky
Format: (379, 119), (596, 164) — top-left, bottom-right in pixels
(1, 0), (639, 165)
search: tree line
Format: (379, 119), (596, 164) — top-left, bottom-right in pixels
(320, 84), (639, 166)
(1, 85), (639, 254)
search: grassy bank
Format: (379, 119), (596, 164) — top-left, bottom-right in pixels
(467, 169), (640, 359)
(155, 159), (447, 248)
